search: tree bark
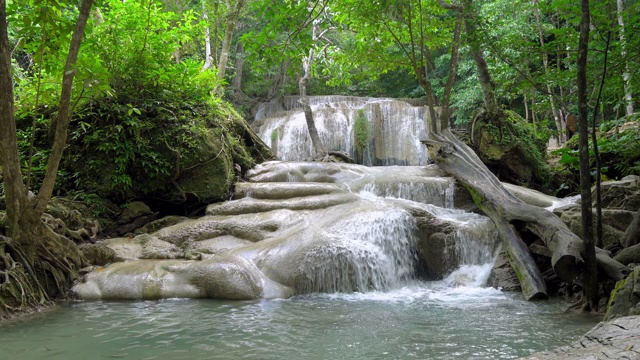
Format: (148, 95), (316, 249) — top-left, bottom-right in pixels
(424, 129), (577, 299)
(0, 0), (92, 314)
(617, 0), (634, 116)
(460, 0), (499, 117)
(232, 41), (244, 93)
(577, 0), (598, 311)
(216, 0), (245, 88)
(440, 15), (462, 131)
(532, 0), (564, 143)
(202, 0), (214, 71)
(0, 0), (27, 236)
(299, 45), (325, 159)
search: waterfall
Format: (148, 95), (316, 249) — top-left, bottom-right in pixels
(254, 96), (432, 166)
(296, 207), (418, 294)
(361, 177), (456, 208)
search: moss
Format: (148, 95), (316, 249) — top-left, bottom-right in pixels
(354, 109), (370, 154)
(475, 110), (551, 190)
(462, 183), (485, 207)
(59, 97), (271, 205)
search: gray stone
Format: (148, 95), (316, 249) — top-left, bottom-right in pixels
(488, 251), (521, 292)
(598, 175), (640, 212)
(119, 201), (151, 224)
(605, 267), (640, 321)
(522, 316), (640, 359)
(559, 207), (634, 247)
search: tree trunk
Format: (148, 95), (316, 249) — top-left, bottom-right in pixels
(216, 0), (245, 89)
(577, 0), (598, 311)
(202, 0), (214, 71)
(533, 0), (564, 143)
(0, 0), (92, 315)
(461, 0), (500, 117)
(232, 41), (244, 93)
(617, 0), (634, 116)
(425, 129), (579, 298)
(439, 15), (462, 131)
(299, 44), (325, 159)
(423, 128), (628, 300)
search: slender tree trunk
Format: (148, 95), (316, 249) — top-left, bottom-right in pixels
(299, 43), (325, 159)
(0, 0), (92, 314)
(533, 0), (564, 143)
(216, 0), (245, 89)
(617, 0), (634, 116)
(213, 0), (219, 64)
(0, 0), (26, 235)
(232, 41), (244, 93)
(440, 15), (463, 131)
(202, 0), (213, 71)
(524, 93), (529, 122)
(461, 0), (499, 117)
(591, 30), (611, 249)
(577, 0), (598, 311)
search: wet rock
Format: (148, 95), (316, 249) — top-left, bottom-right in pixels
(72, 254), (288, 300)
(72, 161), (497, 301)
(488, 251), (521, 292)
(119, 201), (152, 224)
(134, 215), (188, 235)
(412, 213), (457, 278)
(604, 267), (640, 321)
(598, 175), (640, 211)
(614, 244), (640, 266)
(522, 315), (640, 360)
(79, 243), (122, 266)
(559, 206), (635, 247)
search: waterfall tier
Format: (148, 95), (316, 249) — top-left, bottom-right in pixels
(254, 96), (432, 166)
(73, 162), (500, 301)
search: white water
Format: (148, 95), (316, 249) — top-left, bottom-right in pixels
(255, 96), (432, 165)
(297, 208), (419, 293)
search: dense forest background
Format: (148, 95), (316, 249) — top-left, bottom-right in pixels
(6, 0), (640, 200)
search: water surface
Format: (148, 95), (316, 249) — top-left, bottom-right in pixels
(0, 275), (598, 360)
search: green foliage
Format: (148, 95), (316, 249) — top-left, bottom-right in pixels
(84, 0), (220, 103)
(598, 116), (640, 178)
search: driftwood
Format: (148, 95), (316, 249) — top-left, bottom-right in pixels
(424, 129), (627, 300)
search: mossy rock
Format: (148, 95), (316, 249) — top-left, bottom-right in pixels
(471, 110), (551, 190)
(604, 267), (640, 321)
(61, 99), (272, 206)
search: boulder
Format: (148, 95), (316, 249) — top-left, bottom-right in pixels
(488, 251), (521, 292)
(558, 206), (635, 247)
(523, 315), (640, 359)
(119, 201), (152, 224)
(614, 244), (640, 266)
(604, 267), (640, 321)
(470, 110), (550, 190)
(597, 175), (640, 211)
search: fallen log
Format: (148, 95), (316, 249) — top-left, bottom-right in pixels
(424, 129), (627, 299)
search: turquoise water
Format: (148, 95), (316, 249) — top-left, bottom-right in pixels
(0, 278), (599, 360)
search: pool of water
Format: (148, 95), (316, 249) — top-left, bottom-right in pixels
(0, 272), (599, 360)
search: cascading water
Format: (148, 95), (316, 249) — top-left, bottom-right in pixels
(254, 96), (432, 165)
(361, 177), (456, 208)
(297, 206), (419, 294)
